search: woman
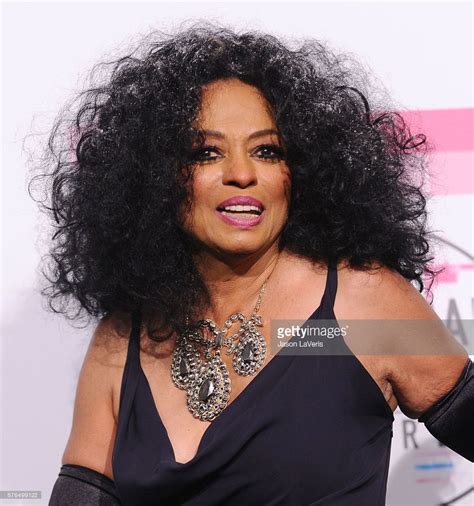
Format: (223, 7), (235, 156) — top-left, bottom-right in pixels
(30, 22), (472, 505)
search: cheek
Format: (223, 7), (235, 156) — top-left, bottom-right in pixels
(275, 170), (292, 204)
(187, 174), (216, 221)
(192, 184), (212, 212)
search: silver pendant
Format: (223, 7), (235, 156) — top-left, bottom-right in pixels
(187, 354), (230, 421)
(231, 314), (267, 375)
(170, 337), (202, 390)
(171, 313), (267, 421)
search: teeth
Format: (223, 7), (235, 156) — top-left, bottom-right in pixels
(221, 205), (262, 214)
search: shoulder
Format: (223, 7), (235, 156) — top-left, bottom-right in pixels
(333, 258), (457, 324)
(89, 311), (133, 368)
(81, 311), (134, 399)
(335, 259), (418, 311)
(335, 260), (469, 419)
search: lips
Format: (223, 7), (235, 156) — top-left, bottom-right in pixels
(216, 195), (264, 213)
(215, 195), (265, 228)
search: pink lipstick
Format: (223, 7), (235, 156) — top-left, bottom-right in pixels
(215, 196), (265, 228)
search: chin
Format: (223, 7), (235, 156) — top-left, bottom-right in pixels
(214, 240), (264, 257)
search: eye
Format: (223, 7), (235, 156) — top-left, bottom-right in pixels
(190, 145), (221, 163)
(254, 144), (286, 162)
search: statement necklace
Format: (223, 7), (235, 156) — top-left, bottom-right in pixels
(170, 276), (270, 422)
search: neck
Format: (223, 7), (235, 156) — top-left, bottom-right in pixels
(192, 242), (285, 325)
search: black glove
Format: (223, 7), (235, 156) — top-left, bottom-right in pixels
(49, 463), (121, 505)
(418, 357), (474, 462)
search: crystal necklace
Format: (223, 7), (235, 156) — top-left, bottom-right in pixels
(170, 275), (271, 422)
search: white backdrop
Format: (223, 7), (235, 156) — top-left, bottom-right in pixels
(1, 1), (473, 504)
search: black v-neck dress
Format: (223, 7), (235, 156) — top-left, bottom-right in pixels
(112, 258), (394, 505)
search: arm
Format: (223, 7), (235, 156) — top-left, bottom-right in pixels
(50, 315), (128, 504)
(341, 264), (472, 461)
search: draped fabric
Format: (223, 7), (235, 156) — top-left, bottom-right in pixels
(112, 258), (394, 505)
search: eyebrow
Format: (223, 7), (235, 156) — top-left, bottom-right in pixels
(197, 128), (280, 141)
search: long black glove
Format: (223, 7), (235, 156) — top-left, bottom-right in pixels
(49, 464), (121, 505)
(418, 357), (474, 462)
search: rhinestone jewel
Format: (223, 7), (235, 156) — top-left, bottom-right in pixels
(198, 378), (215, 402)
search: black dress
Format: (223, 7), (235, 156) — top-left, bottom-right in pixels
(112, 258), (394, 505)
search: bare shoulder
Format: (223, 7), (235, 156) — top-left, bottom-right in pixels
(335, 260), (469, 419)
(61, 311), (132, 480)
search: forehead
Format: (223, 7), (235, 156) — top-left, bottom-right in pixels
(197, 78), (276, 130)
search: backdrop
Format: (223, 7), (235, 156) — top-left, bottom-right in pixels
(1, 1), (473, 504)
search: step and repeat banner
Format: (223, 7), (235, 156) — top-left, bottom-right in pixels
(2, 1), (472, 504)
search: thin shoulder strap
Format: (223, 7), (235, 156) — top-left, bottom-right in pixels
(129, 307), (142, 364)
(117, 307), (142, 419)
(320, 257), (338, 316)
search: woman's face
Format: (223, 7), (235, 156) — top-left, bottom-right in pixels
(182, 77), (292, 258)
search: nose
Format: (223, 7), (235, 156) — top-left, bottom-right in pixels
(221, 150), (257, 188)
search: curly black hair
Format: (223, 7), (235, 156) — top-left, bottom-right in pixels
(28, 20), (442, 341)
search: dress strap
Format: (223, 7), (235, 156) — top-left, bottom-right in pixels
(117, 307), (142, 419)
(129, 307), (142, 362)
(320, 257), (338, 317)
